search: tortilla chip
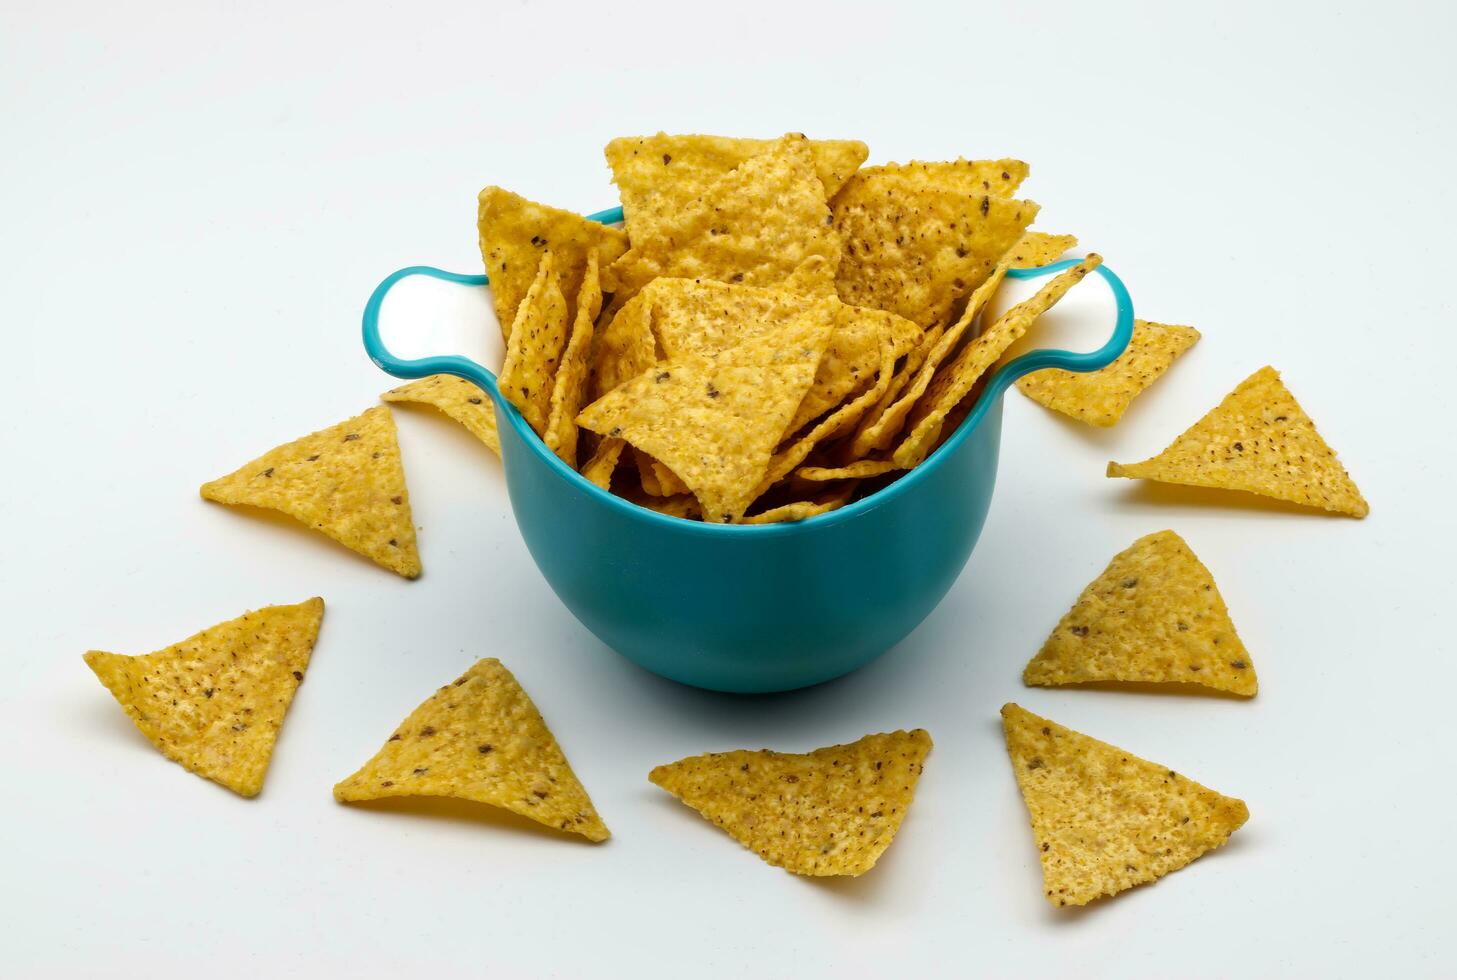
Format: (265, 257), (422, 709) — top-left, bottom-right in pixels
(625, 490), (702, 520)
(1001, 703), (1248, 907)
(649, 730), (931, 876)
(894, 256), (1101, 467)
(578, 305), (833, 522)
(740, 483), (858, 524)
(544, 252), (603, 467)
(632, 447), (665, 496)
(1018, 320), (1199, 426)
(588, 290), (658, 403)
(639, 275), (921, 431)
(477, 186), (628, 342)
(1023, 530), (1256, 696)
(651, 458), (689, 496)
(753, 333), (897, 499)
(854, 158), (1028, 196)
(498, 251), (569, 435)
(382, 375), (500, 457)
(84, 598), (324, 797)
(334, 658), (609, 842)
(580, 436), (626, 489)
(831, 168), (1039, 328)
(796, 459), (900, 481)
(1005, 231), (1079, 268)
(606, 132), (868, 246)
(201, 406), (420, 578)
(1107, 366), (1368, 517)
(851, 251), (1014, 456)
(603, 134), (840, 300)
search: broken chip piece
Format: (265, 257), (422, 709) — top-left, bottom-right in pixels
(84, 598), (324, 797)
(1108, 365), (1368, 516)
(649, 729), (931, 876)
(1018, 319), (1199, 426)
(1023, 530), (1256, 696)
(200, 406), (421, 577)
(1002, 703), (1248, 907)
(334, 658), (609, 842)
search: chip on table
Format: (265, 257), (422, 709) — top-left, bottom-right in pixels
(1108, 365), (1368, 516)
(650, 730), (932, 876)
(1018, 319), (1200, 426)
(84, 598), (324, 797)
(334, 658), (609, 842)
(1002, 703), (1248, 907)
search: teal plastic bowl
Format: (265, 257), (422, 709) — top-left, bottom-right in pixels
(363, 207), (1132, 692)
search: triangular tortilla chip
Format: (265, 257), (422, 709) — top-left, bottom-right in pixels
(603, 133), (841, 300)
(587, 289), (658, 403)
(796, 459), (900, 481)
(831, 167), (1039, 328)
(201, 406), (420, 578)
(580, 435), (626, 489)
(84, 598), (324, 797)
(606, 132), (867, 246)
(854, 158), (1028, 196)
(477, 186), (628, 342)
(649, 730), (932, 876)
(740, 482), (859, 524)
(1108, 366), (1368, 517)
(1023, 530), (1256, 696)
(1001, 704), (1248, 907)
(1018, 320), (1199, 426)
(334, 658), (609, 842)
(382, 375), (500, 457)
(544, 251), (604, 467)
(577, 303), (834, 523)
(894, 256), (1101, 467)
(638, 274), (922, 432)
(1005, 231), (1079, 268)
(498, 251), (569, 435)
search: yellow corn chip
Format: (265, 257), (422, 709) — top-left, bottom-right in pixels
(831, 168), (1039, 328)
(588, 290), (658, 403)
(1108, 366), (1368, 517)
(606, 132), (868, 246)
(603, 134), (840, 300)
(639, 275), (922, 432)
(854, 158), (1028, 196)
(740, 483), (858, 524)
(1001, 703), (1248, 907)
(625, 490), (702, 521)
(543, 252), (603, 467)
(852, 322), (945, 442)
(498, 251), (569, 435)
(752, 333), (897, 500)
(894, 256), (1101, 467)
(334, 658), (609, 842)
(84, 598), (324, 797)
(651, 458), (689, 496)
(201, 406), (420, 578)
(477, 186), (628, 342)
(649, 730), (931, 876)
(1005, 231), (1079, 268)
(632, 447), (665, 496)
(1023, 530), (1256, 696)
(851, 250), (1015, 456)
(580, 436), (626, 489)
(796, 459), (900, 481)
(1018, 320), (1199, 427)
(577, 304), (834, 523)
(382, 375), (500, 457)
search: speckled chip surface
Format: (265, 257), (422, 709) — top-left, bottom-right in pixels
(1002, 703), (1248, 907)
(382, 375), (500, 457)
(650, 730), (932, 876)
(1018, 319), (1199, 426)
(1108, 365), (1368, 516)
(1023, 530), (1256, 696)
(334, 658), (609, 842)
(84, 598), (324, 797)
(498, 251), (569, 436)
(200, 406), (420, 577)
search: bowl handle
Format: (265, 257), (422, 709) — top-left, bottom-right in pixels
(361, 207), (624, 397)
(955, 260), (1135, 434)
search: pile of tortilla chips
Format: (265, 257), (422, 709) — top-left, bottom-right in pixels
(469, 132), (1098, 524)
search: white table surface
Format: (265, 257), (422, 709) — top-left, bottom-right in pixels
(4, 1), (1454, 976)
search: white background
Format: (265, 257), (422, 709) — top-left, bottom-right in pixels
(3, 1), (1454, 976)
